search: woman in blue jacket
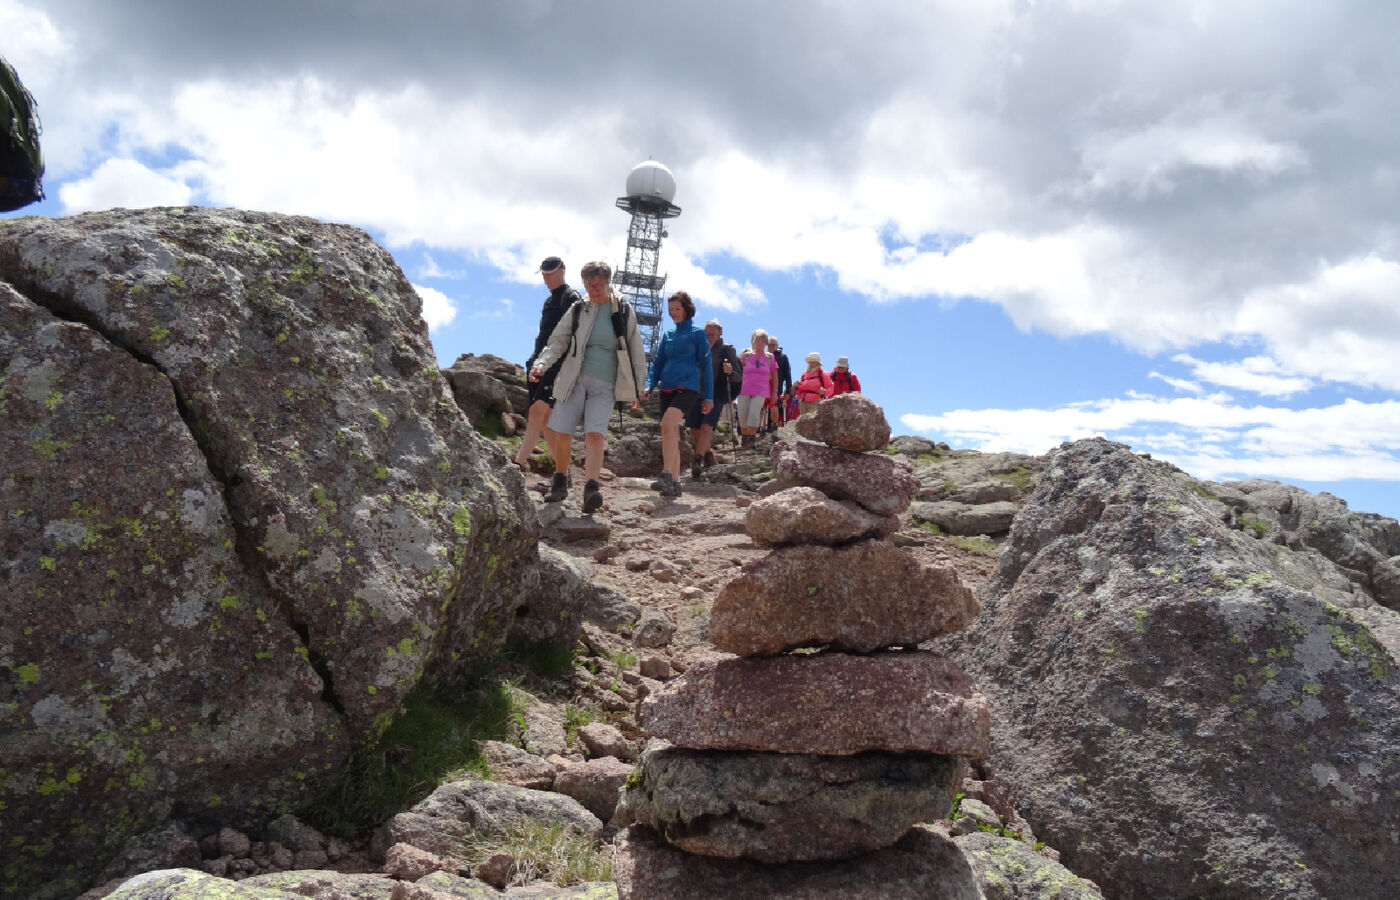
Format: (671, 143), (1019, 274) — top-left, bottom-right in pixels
(641, 291), (713, 498)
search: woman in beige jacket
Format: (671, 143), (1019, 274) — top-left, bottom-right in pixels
(529, 260), (647, 513)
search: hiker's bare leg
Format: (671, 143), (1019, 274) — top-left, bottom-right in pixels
(516, 399), (555, 468)
(583, 432), (606, 481)
(661, 407), (685, 478)
(692, 425), (712, 457)
(548, 429), (572, 475)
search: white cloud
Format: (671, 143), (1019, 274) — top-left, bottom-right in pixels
(57, 158), (193, 212)
(410, 284), (456, 330)
(903, 395), (1400, 483)
(468, 298), (515, 321)
(1171, 354), (1313, 397)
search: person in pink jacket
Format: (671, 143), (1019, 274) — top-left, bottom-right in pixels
(736, 328), (778, 448)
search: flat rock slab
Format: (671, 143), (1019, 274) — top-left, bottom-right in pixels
(619, 746), (962, 862)
(640, 652), (989, 757)
(770, 441), (918, 516)
(710, 540), (978, 655)
(371, 779), (602, 860)
(744, 486), (898, 547)
(909, 500), (1018, 536)
(614, 824), (982, 900)
(792, 393), (892, 452)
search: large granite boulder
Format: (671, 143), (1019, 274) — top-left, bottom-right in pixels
(640, 652), (989, 757)
(710, 541), (978, 655)
(619, 745), (962, 862)
(941, 437), (1400, 900)
(0, 208), (538, 898)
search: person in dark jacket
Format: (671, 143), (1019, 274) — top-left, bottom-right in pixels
(641, 291), (713, 498)
(767, 335), (792, 432)
(689, 318), (740, 477)
(515, 256), (581, 470)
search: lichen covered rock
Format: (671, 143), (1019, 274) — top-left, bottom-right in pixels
(944, 437), (1400, 899)
(0, 208), (539, 897)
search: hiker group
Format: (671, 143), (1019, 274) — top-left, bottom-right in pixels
(516, 256), (861, 510)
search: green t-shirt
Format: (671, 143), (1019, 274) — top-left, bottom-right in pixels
(579, 304), (619, 384)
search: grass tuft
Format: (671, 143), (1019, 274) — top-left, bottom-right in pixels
(301, 668), (515, 835)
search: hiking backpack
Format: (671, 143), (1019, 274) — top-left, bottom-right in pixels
(1, 55), (44, 212)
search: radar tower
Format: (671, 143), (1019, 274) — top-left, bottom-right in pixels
(614, 160), (681, 360)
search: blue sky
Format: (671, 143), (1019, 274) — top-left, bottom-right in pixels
(7, 0), (1400, 521)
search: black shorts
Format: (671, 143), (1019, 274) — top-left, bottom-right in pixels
(660, 388), (700, 418)
(685, 398), (721, 429)
(527, 360), (562, 406)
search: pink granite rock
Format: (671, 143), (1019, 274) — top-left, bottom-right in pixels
(793, 393), (892, 452)
(744, 487), (899, 547)
(710, 541), (978, 655)
(640, 652), (989, 757)
(770, 441), (918, 516)
(618, 746), (962, 862)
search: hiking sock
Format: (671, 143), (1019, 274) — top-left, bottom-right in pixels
(582, 479), (603, 514)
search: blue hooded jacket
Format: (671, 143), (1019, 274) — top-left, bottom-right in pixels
(646, 317), (714, 401)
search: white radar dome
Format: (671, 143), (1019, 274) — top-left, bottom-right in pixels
(625, 160), (677, 203)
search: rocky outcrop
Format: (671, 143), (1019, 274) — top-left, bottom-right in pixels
(0, 208), (538, 898)
(941, 437), (1400, 899)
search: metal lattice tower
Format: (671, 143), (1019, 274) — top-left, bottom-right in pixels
(614, 161), (681, 360)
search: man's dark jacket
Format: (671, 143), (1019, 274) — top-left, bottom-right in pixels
(773, 347), (793, 396)
(528, 284), (581, 369)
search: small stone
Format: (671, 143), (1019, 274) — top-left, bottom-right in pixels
(638, 654), (672, 680)
(577, 722), (633, 760)
(476, 852), (514, 889)
(217, 827), (251, 859)
(633, 608), (675, 649)
(385, 842), (449, 881)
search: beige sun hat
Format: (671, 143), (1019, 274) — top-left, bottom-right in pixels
(805, 352), (821, 364)
(836, 355), (849, 368)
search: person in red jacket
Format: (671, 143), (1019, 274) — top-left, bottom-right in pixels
(793, 352), (832, 417)
(829, 355), (861, 396)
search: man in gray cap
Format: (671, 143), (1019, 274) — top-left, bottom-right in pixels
(515, 256), (582, 471)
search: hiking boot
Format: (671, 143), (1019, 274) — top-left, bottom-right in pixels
(543, 472), (569, 503)
(650, 471), (673, 491)
(690, 457), (703, 480)
(660, 475), (682, 499)
(702, 450), (716, 468)
(582, 479), (603, 514)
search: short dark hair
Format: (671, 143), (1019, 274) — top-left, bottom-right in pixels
(580, 260), (612, 283)
(669, 291), (695, 319)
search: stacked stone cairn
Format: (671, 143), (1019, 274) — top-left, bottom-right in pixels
(616, 394), (990, 897)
